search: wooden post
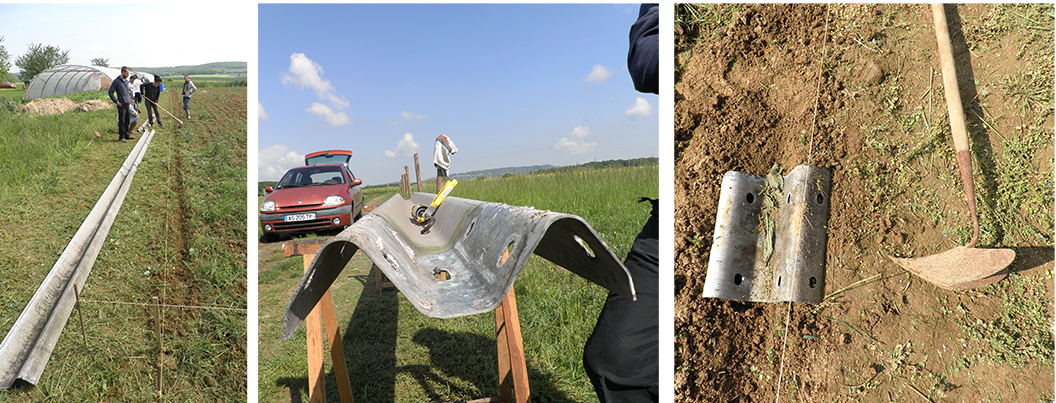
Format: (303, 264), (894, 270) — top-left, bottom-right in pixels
(413, 153), (422, 192)
(73, 283), (87, 349)
(373, 263), (394, 294)
(494, 250), (529, 403)
(404, 166), (411, 195)
(153, 296), (162, 401)
(436, 168), (444, 194)
(284, 239), (355, 403)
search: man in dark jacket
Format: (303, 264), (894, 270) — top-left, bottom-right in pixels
(141, 75), (163, 128)
(627, 4), (659, 95)
(582, 5), (660, 403)
(107, 66), (135, 142)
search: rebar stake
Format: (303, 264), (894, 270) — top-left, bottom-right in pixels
(153, 296), (162, 402)
(73, 283), (87, 349)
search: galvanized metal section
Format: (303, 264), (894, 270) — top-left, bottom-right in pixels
(703, 165), (831, 304)
(284, 193), (635, 340)
(0, 130), (155, 389)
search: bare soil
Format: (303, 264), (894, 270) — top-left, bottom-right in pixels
(675, 4), (1053, 402)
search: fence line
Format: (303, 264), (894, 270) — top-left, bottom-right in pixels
(78, 298), (247, 312)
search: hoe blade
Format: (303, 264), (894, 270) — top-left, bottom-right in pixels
(888, 246), (1015, 290)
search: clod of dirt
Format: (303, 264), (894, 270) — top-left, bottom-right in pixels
(860, 60), (885, 86)
(20, 97), (113, 116)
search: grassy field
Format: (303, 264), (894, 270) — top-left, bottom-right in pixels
(0, 88), (246, 400)
(258, 163), (658, 402)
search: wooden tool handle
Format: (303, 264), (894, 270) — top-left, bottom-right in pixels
(932, 3), (979, 247)
(932, 4), (970, 153)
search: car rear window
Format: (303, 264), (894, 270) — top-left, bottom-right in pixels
(277, 165), (345, 188)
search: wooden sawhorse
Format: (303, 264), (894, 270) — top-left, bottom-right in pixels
(284, 239), (530, 403)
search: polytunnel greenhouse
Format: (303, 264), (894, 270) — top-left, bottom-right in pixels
(22, 65), (156, 101)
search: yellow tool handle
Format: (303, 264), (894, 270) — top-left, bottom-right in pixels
(431, 179), (458, 207)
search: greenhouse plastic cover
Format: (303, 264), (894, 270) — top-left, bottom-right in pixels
(23, 65), (155, 101)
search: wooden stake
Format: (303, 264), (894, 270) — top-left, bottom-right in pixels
(304, 255), (326, 403)
(73, 283), (87, 349)
(413, 153), (422, 192)
(494, 250), (529, 403)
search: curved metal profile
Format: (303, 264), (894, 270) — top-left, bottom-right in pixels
(703, 165), (831, 304)
(0, 130), (155, 389)
(284, 193), (634, 340)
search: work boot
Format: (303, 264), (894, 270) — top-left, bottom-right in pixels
(126, 135), (136, 140)
(120, 138), (128, 143)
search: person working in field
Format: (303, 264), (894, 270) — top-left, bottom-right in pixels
(582, 4), (659, 403)
(433, 134), (458, 191)
(107, 66), (135, 143)
(182, 75), (197, 119)
(141, 75), (164, 129)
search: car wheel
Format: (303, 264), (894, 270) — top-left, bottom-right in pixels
(262, 232), (279, 243)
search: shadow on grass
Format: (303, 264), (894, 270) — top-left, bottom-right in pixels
(276, 265), (580, 403)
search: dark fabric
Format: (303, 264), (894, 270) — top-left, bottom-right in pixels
(627, 4), (659, 95)
(141, 82), (161, 103)
(145, 101), (161, 125)
(117, 104), (131, 139)
(108, 76), (131, 105)
(142, 83), (162, 125)
(583, 197), (659, 403)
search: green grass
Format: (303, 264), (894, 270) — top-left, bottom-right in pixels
(258, 162), (658, 402)
(0, 88), (246, 401)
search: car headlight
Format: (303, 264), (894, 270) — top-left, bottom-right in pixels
(260, 200), (276, 212)
(323, 195), (345, 206)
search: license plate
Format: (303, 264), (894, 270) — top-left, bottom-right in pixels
(284, 213), (316, 222)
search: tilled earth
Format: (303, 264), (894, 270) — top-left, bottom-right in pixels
(675, 4), (1053, 402)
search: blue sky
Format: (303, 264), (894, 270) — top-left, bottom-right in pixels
(258, 3), (659, 184)
(0, 3), (251, 71)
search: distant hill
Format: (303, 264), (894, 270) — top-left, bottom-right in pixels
(257, 158), (658, 195)
(450, 165), (557, 180)
(136, 62), (247, 77)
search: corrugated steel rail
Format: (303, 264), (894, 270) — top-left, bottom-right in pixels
(0, 130), (155, 389)
(284, 193), (636, 340)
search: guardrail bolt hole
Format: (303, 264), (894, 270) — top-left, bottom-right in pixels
(745, 193), (755, 203)
(573, 235), (596, 258)
(497, 240), (515, 266)
(816, 193), (825, 205)
(777, 276), (782, 287)
(433, 268), (451, 281)
(733, 273), (743, 285)
(809, 276), (817, 288)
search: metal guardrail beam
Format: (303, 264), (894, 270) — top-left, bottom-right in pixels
(0, 130), (155, 389)
(703, 165), (831, 304)
(284, 193), (635, 340)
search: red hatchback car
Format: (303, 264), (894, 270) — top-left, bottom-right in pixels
(259, 150), (364, 242)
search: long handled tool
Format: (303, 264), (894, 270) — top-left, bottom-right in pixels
(145, 97), (184, 126)
(887, 4), (1015, 290)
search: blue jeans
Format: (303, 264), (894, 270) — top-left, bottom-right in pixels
(183, 96), (191, 111)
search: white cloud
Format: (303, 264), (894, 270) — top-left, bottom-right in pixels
(585, 64), (613, 82)
(384, 133), (421, 158)
(88, 43), (107, 54)
(401, 111), (426, 121)
(390, 110), (426, 124)
(305, 102), (351, 126)
(258, 102), (269, 122)
(281, 53), (352, 123)
(258, 144), (305, 181)
(554, 125), (596, 155)
(624, 97), (654, 118)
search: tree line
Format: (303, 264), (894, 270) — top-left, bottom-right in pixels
(0, 38), (245, 83)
